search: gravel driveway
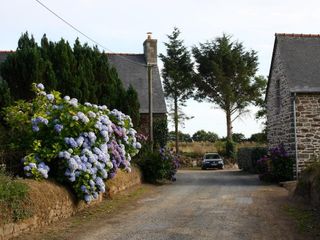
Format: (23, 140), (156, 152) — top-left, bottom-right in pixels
(78, 169), (307, 240)
(16, 169), (310, 240)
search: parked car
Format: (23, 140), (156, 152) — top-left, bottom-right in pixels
(201, 153), (224, 170)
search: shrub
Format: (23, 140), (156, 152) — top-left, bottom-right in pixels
(153, 117), (168, 148)
(135, 147), (179, 183)
(257, 143), (293, 182)
(3, 83), (141, 202)
(225, 139), (236, 160)
(237, 147), (268, 173)
(0, 169), (33, 222)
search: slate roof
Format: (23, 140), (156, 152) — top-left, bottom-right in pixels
(269, 34), (320, 93)
(0, 51), (167, 114)
(107, 53), (166, 114)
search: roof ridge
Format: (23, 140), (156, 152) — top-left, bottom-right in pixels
(106, 53), (143, 56)
(276, 33), (320, 38)
(0, 50), (14, 53)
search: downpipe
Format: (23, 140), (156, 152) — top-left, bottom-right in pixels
(293, 93), (299, 179)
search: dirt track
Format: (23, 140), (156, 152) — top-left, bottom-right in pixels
(15, 170), (311, 240)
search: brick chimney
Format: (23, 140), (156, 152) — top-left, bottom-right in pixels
(143, 32), (157, 65)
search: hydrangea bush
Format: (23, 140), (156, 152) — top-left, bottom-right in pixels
(8, 83), (141, 202)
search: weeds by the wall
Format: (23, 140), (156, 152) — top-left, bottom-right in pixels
(0, 169), (33, 223)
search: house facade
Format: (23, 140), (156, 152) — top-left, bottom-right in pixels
(267, 33), (320, 176)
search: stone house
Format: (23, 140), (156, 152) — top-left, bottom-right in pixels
(267, 33), (320, 176)
(0, 34), (167, 136)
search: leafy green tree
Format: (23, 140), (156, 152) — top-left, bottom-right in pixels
(250, 132), (267, 143)
(192, 130), (219, 142)
(159, 27), (194, 154)
(192, 34), (266, 141)
(168, 131), (192, 142)
(232, 133), (246, 143)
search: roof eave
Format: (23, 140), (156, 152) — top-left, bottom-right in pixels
(265, 34), (278, 102)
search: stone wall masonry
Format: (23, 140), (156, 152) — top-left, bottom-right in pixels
(296, 94), (320, 169)
(0, 167), (141, 240)
(267, 50), (296, 156)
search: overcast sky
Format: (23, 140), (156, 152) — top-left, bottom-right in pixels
(2, 0), (319, 137)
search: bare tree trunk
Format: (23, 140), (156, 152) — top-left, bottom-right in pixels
(226, 109), (232, 141)
(174, 97), (179, 154)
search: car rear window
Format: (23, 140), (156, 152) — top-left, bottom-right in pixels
(205, 154), (220, 159)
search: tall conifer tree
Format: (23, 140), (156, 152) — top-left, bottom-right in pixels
(159, 27), (194, 153)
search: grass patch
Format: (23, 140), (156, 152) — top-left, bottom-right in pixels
(0, 169), (33, 223)
(283, 204), (320, 236)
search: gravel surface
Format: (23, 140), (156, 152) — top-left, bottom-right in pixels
(77, 170), (308, 240)
(16, 169), (311, 240)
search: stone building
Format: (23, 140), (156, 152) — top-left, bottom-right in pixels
(266, 33), (320, 176)
(0, 34), (167, 136)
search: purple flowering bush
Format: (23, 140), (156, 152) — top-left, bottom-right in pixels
(4, 83), (141, 202)
(257, 143), (293, 182)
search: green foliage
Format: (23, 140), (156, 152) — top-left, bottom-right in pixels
(159, 27), (194, 103)
(168, 131), (192, 142)
(123, 85), (140, 127)
(135, 148), (179, 183)
(3, 83), (141, 202)
(0, 32), (140, 124)
(0, 79), (11, 109)
(192, 130), (219, 142)
(225, 139), (236, 160)
(153, 117), (168, 148)
(159, 27), (194, 152)
(249, 132), (267, 143)
(214, 140), (227, 156)
(192, 34), (266, 139)
(232, 133), (246, 143)
(237, 147), (268, 172)
(295, 162), (320, 207)
(257, 144), (293, 182)
(0, 169), (33, 222)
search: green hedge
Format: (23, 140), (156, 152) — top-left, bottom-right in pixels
(237, 147), (267, 173)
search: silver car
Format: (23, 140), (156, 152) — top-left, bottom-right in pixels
(201, 153), (224, 170)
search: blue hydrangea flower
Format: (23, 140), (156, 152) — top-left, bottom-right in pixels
(36, 83), (45, 90)
(54, 124), (63, 133)
(46, 94), (55, 101)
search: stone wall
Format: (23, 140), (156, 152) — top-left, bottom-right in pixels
(0, 167), (141, 240)
(296, 94), (320, 168)
(139, 113), (166, 136)
(267, 50), (296, 156)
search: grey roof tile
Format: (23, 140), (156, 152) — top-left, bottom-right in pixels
(107, 53), (167, 113)
(276, 34), (320, 92)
